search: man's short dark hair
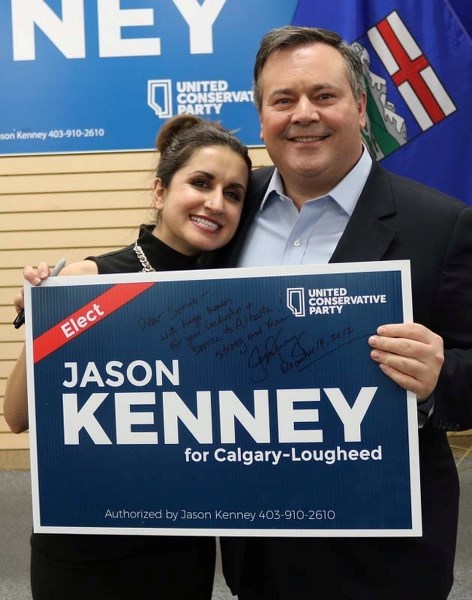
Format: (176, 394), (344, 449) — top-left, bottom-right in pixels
(253, 25), (365, 112)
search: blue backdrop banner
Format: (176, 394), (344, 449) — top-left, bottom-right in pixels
(1, 1), (470, 206)
(25, 261), (421, 536)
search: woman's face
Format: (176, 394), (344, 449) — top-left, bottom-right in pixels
(153, 145), (249, 255)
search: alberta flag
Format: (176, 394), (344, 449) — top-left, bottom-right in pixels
(292, 0), (472, 205)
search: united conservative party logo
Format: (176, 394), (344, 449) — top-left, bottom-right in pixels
(147, 78), (254, 118)
(286, 287), (388, 317)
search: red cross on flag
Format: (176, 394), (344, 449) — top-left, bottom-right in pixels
(367, 11), (456, 131)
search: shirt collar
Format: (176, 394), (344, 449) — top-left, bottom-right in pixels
(260, 146), (373, 216)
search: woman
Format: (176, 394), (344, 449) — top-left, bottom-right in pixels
(4, 114), (252, 600)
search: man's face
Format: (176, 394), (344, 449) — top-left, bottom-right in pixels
(258, 42), (366, 202)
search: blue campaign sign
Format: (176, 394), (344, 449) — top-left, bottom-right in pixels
(0, 0), (298, 155)
(25, 261), (421, 536)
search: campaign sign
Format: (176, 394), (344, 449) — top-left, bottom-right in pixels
(25, 261), (421, 536)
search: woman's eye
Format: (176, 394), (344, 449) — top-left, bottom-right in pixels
(225, 190), (241, 202)
(192, 179), (208, 188)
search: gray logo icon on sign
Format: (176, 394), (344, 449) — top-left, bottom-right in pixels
(148, 80), (173, 118)
(286, 288), (305, 317)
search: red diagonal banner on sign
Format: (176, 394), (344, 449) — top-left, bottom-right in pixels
(33, 282), (155, 364)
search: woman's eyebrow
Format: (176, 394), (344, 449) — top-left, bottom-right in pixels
(188, 170), (214, 179)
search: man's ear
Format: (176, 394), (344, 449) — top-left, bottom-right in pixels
(152, 178), (166, 210)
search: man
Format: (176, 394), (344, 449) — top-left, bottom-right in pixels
(219, 26), (472, 600)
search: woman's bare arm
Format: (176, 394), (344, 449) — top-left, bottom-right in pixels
(4, 260), (98, 433)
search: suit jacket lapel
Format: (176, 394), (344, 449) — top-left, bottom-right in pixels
(330, 163), (398, 263)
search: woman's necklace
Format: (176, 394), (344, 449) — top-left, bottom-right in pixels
(133, 242), (156, 272)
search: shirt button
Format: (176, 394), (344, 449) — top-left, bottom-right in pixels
(294, 239), (301, 247)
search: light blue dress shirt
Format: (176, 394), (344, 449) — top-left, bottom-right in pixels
(238, 148), (433, 426)
(237, 149), (372, 268)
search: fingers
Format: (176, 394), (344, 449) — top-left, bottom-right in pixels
(13, 290), (24, 314)
(372, 323), (438, 343)
(23, 262), (51, 285)
(368, 323), (444, 401)
(12, 262), (51, 326)
(16, 262), (52, 314)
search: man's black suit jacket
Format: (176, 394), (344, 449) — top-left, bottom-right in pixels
(218, 163), (472, 599)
